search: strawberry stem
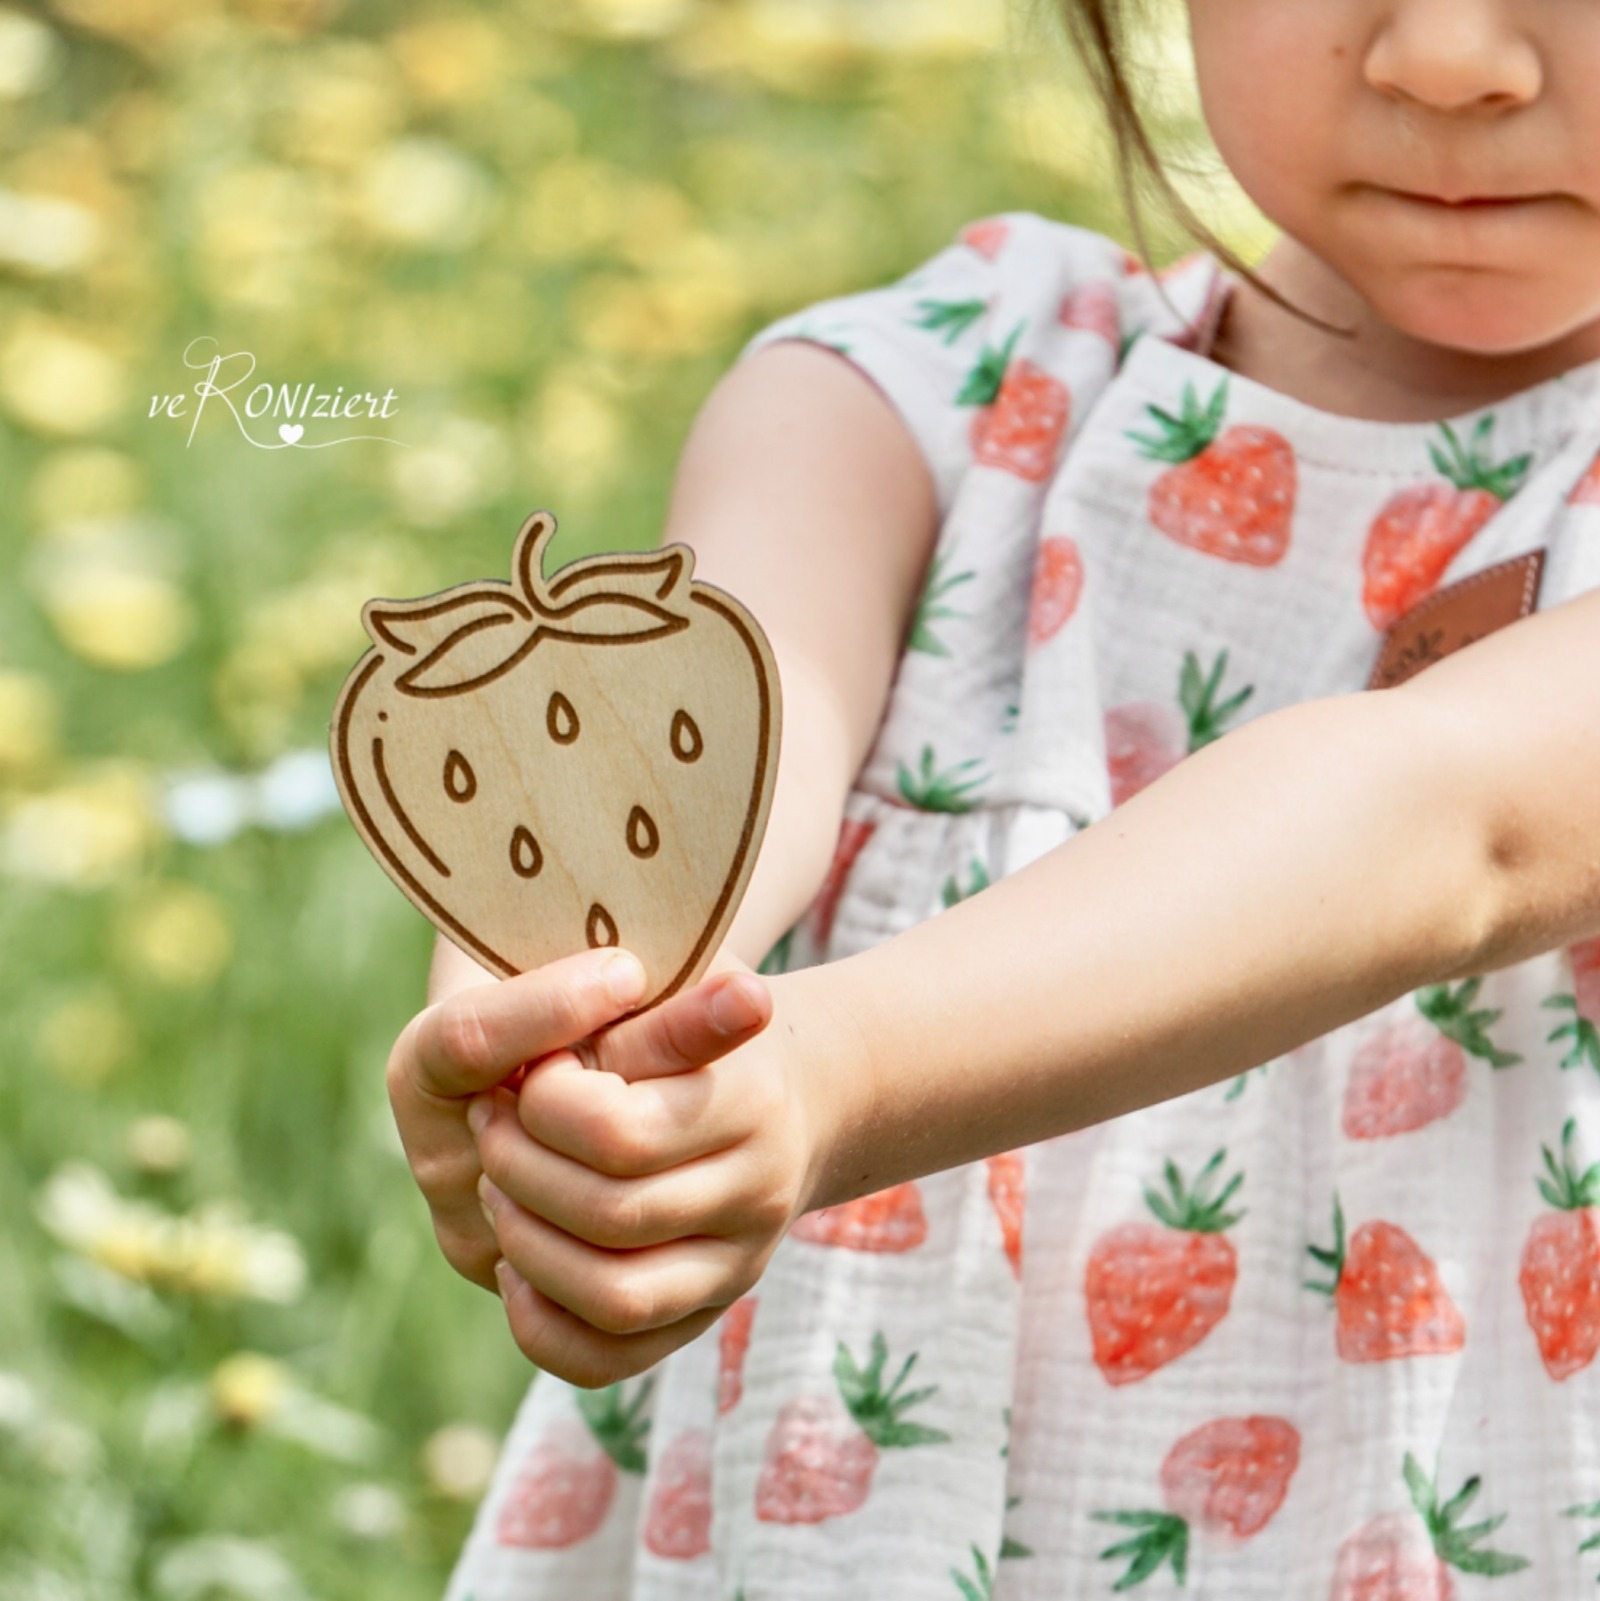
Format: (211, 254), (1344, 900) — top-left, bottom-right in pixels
(1416, 980), (1522, 1068)
(1179, 648), (1255, 751)
(1427, 416), (1532, 502)
(834, 1331), (952, 1450)
(1127, 381), (1229, 465)
(1092, 1510), (1189, 1590)
(576, 1378), (653, 1474)
(1542, 993), (1600, 1075)
(1403, 1453), (1530, 1577)
(955, 323), (1023, 407)
(1142, 1148), (1245, 1233)
(1536, 1117), (1600, 1211)
(1304, 1194), (1347, 1298)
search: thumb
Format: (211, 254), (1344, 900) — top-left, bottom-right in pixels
(585, 967), (773, 1084)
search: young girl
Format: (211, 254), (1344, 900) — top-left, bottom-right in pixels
(391, 3), (1600, 1595)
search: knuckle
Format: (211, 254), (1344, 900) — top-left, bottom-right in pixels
(431, 999), (499, 1078)
(588, 1275), (655, 1336)
(410, 1144), (476, 1205)
(588, 1181), (645, 1247)
(585, 1117), (652, 1179)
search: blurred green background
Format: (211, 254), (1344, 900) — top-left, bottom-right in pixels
(0, 1), (1266, 1595)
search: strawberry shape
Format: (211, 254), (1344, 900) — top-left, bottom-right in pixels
(1306, 1197), (1465, 1362)
(1084, 1149), (1244, 1385)
(985, 1150), (1024, 1277)
(1329, 1454), (1529, 1598)
(1026, 535), (1084, 646)
(1341, 980), (1520, 1140)
(755, 1330), (950, 1523)
(908, 553), (978, 658)
(1057, 280), (1120, 347)
(791, 1181), (928, 1253)
(330, 510), (780, 1003)
(1542, 936), (1600, 1075)
(717, 1295), (757, 1414)
(1094, 1415), (1301, 1589)
(1361, 417), (1532, 630)
(958, 324), (1072, 483)
(1105, 648), (1255, 806)
(1129, 381), (1296, 566)
(1520, 1118), (1600, 1381)
(810, 816), (876, 947)
(959, 217), (1010, 259)
(642, 1427), (712, 1559)
(496, 1381), (651, 1549)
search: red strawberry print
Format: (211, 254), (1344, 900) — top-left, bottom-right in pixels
(1520, 1118), (1600, 1381)
(717, 1296), (757, 1414)
(1057, 281), (1119, 347)
(958, 325), (1072, 483)
(1026, 535), (1084, 645)
(1094, 1415), (1300, 1588)
(496, 1382), (652, 1549)
(985, 1150), (1024, 1276)
(1342, 980), (1521, 1140)
(1570, 451), (1600, 505)
(1361, 417), (1532, 629)
(811, 816), (875, 947)
(643, 1428), (712, 1560)
(959, 217), (1009, 259)
(1329, 1455), (1529, 1598)
(1084, 1149), (1244, 1385)
(791, 1181), (927, 1253)
(1543, 937), (1600, 1074)
(1105, 648), (1254, 806)
(1307, 1199), (1465, 1362)
(755, 1330), (949, 1524)
(1129, 381), (1296, 566)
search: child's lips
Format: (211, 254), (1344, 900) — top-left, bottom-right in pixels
(1379, 187), (1557, 210)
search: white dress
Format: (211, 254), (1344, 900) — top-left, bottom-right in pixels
(446, 211), (1600, 1599)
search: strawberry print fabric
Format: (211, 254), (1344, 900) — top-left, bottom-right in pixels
(445, 212), (1600, 1599)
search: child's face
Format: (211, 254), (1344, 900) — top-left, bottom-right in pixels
(1187, 0), (1600, 358)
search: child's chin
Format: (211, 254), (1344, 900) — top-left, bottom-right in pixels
(1378, 278), (1598, 359)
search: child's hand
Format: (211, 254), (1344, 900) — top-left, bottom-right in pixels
(468, 956), (836, 1389)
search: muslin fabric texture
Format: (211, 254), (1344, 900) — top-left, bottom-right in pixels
(446, 212), (1600, 1599)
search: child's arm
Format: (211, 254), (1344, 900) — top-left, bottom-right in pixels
(799, 587), (1600, 1205)
(389, 338), (940, 1290)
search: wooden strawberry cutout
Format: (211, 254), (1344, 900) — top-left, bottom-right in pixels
(1520, 1118), (1600, 1382)
(330, 510), (780, 1005)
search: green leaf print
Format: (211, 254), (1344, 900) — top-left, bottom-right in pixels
(575, 1379), (653, 1474)
(1000, 1490), (1034, 1558)
(1560, 1498), (1600, 1581)
(1092, 1509), (1189, 1591)
(1127, 380), (1229, 465)
(898, 744), (989, 813)
(955, 322), (1023, 408)
(1403, 1453), (1530, 1578)
(833, 1330), (951, 1450)
(1417, 979), (1523, 1068)
(757, 926), (796, 976)
(1543, 993), (1600, 1074)
(942, 857), (991, 908)
(950, 1542), (996, 1601)
(909, 553), (978, 657)
(1224, 1065), (1268, 1101)
(1179, 649), (1254, 751)
(912, 297), (989, 345)
(1427, 415), (1533, 502)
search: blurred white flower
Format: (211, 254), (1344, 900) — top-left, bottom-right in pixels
(0, 317), (126, 436)
(160, 747), (342, 846)
(1, 761), (159, 888)
(0, 669), (60, 778)
(356, 137), (492, 250)
(0, 189), (102, 274)
(0, 9), (60, 99)
(330, 1481), (407, 1540)
(0, 1370), (43, 1434)
(153, 1537), (309, 1601)
(386, 413), (508, 526)
(125, 1115), (193, 1175)
(422, 1422), (500, 1500)
(37, 1163), (309, 1303)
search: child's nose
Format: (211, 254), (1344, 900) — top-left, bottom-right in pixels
(1365, 0), (1541, 115)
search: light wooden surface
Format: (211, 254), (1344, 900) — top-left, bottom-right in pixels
(330, 510), (782, 1007)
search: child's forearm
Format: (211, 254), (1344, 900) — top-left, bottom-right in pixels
(795, 689), (1512, 1207)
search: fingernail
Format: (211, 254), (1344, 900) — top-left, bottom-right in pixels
(710, 975), (762, 1035)
(466, 1097), (492, 1137)
(478, 1174), (505, 1216)
(603, 951), (647, 1007)
(493, 1257), (514, 1300)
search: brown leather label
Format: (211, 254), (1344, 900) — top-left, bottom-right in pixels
(1366, 549), (1545, 691)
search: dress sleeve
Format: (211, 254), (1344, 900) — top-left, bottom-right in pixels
(733, 220), (1011, 520)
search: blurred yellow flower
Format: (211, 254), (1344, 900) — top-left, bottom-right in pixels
(387, 414), (510, 528)
(211, 1353), (291, 1429)
(518, 155), (629, 261)
(355, 137), (493, 251)
(550, 0), (697, 42)
(0, 761), (159, 888)
(35, 986), (134, 1087)
(0, 189), (97, 275)
(271, 40), (403, 170)
(1000, 81), (1114, 187)
(422, 1423), (500, 1500)
(125, 1114), (193, 1175)
(0, 9), (60, 99)
(115, 881), (235, 989)
(524, 366), (627, 500)
(27, 447), (146, 530)
(610, 181), (699, 270)
(40, 566), (195, 670)
(193, 162), (332, 310)
(47, 0), (220, 50)
(389, 15), (508, 107)
(0, 318), (126, 436)
(37, 1163), (309, 1303)
(0, 671), (60, 779)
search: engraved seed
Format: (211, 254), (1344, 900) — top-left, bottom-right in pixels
(548, 692), (579, 744)
(443, 749), (476, 802)
(670, 708), (702, 762)
(626, 805), (659, 859)
(587, 903), (619, 948)
(510, 825), (542, 878)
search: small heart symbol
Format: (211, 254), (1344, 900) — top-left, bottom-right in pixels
(279, 423), (304, 445)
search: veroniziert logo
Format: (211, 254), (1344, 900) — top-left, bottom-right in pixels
(149, 337), (405, 450)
